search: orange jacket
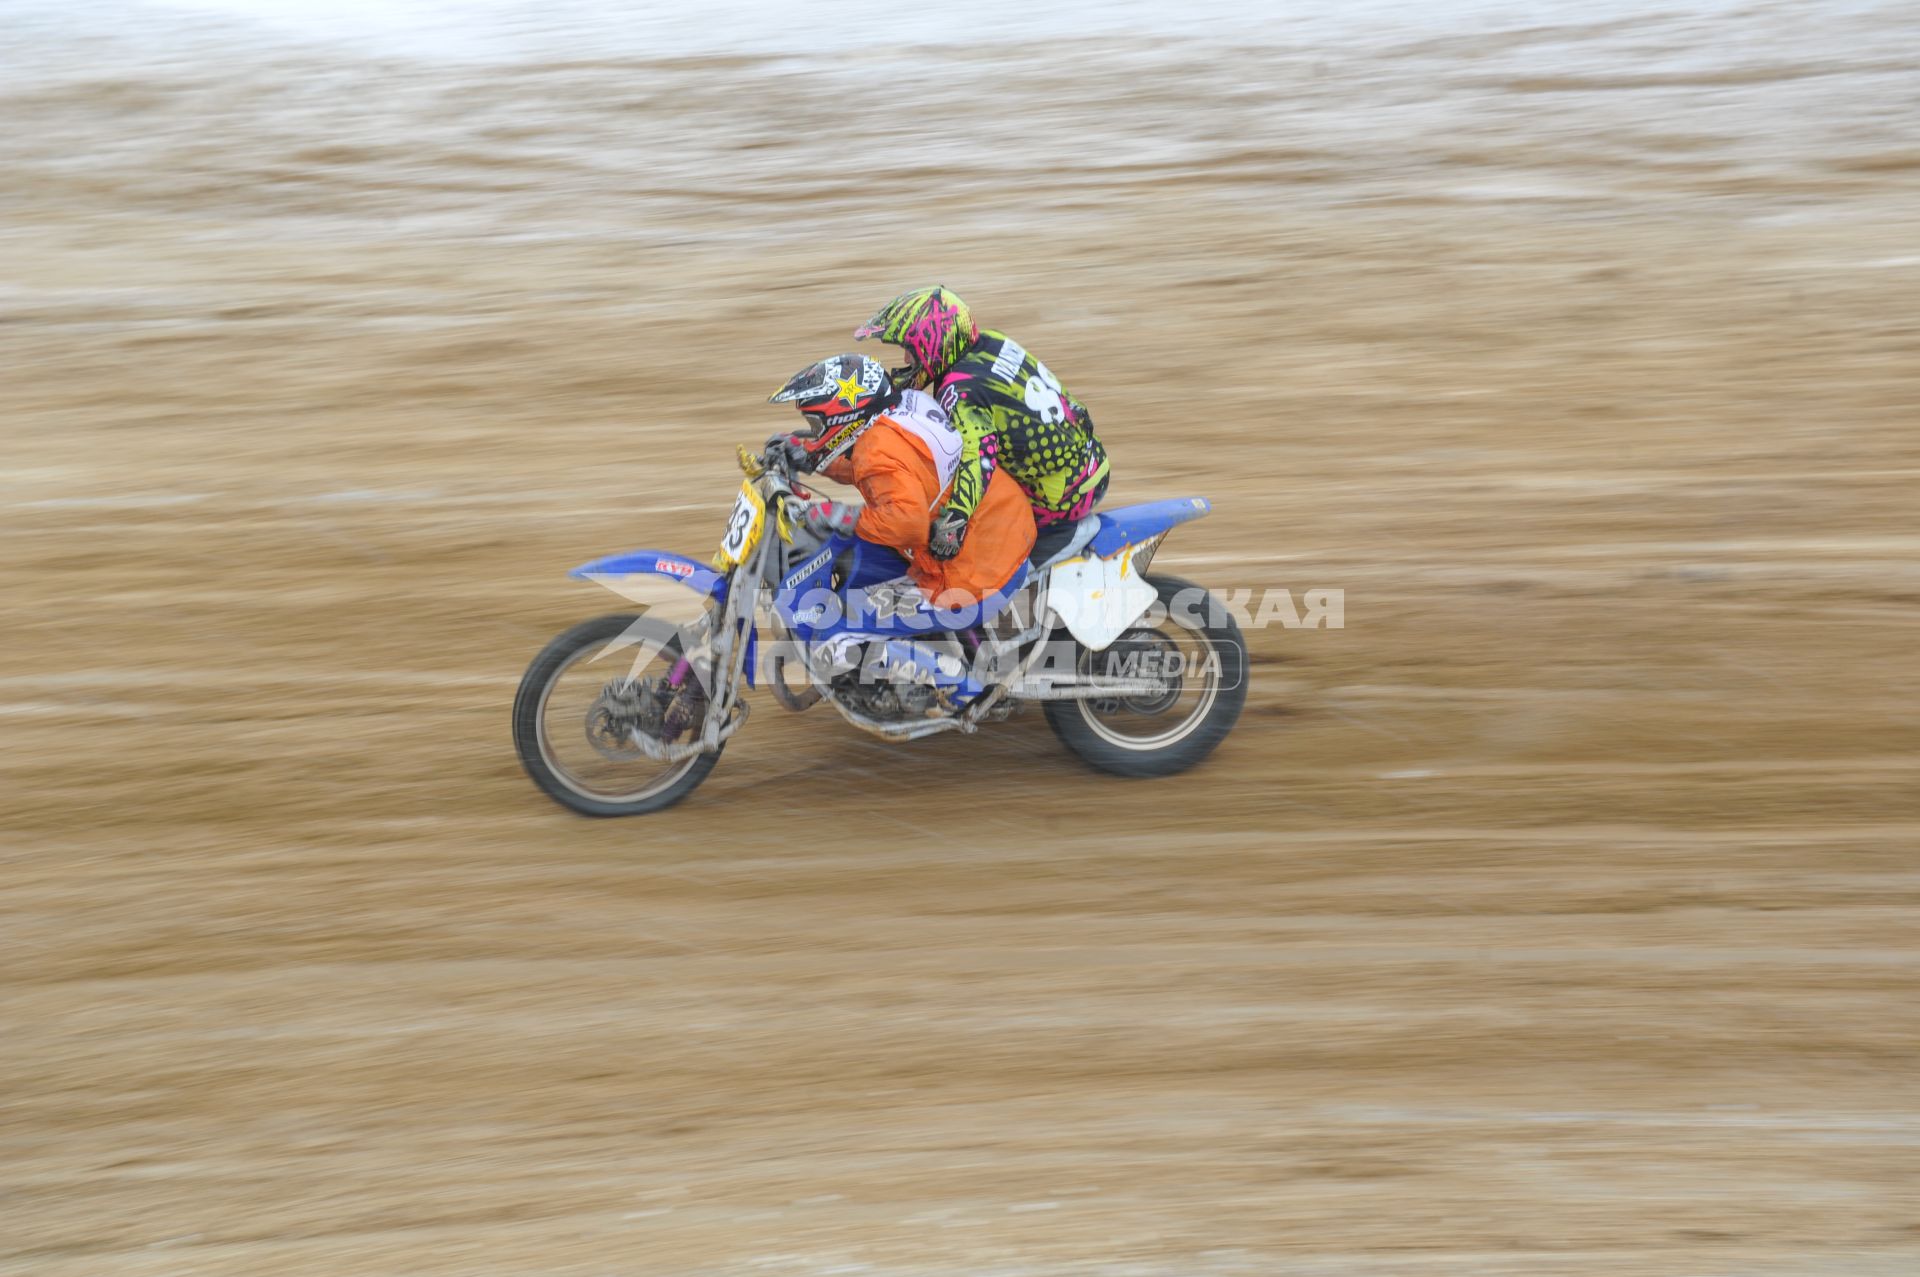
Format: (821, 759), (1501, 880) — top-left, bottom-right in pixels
(820, 414), (1036, 605)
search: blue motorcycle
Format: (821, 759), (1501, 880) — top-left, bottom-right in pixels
(512, 445), (1247, 815)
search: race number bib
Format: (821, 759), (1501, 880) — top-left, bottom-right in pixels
(714, 481), (766, 568)
(1021, 360), (1068, 424)
(885, 389), (963, 489)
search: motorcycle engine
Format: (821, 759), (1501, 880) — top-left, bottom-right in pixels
(813, 635), (960, 723)
(832, 673), (942, 722)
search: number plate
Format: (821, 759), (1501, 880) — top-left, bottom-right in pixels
(713, 481), (766, 569)
(1047, 545), (1160, 652)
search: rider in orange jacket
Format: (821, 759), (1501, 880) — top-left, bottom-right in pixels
(769, 354), (1034, 609)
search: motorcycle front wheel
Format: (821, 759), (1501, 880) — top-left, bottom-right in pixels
(511, 613), (723, 817)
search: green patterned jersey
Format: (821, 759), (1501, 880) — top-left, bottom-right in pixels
(934, 331), (1110, 525)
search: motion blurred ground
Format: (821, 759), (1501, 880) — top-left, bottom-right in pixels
(4, 11), (1920, 1275)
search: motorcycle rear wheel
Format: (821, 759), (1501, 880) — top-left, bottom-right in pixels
(1043, 574), (1247, 778)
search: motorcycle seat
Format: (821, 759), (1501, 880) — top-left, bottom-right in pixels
(1028, 514), (1102, 569)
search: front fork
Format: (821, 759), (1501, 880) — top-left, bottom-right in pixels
(692, 541), (769, 751)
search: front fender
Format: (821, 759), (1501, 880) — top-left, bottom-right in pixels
(567, 550), (755, 689)
(568, 549), (728, 601)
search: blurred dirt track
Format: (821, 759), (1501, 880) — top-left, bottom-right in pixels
(3, 12), (1920, 1275)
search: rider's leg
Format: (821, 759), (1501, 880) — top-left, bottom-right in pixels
(841, 538), (911, 591)
(809, 540), (917, 679)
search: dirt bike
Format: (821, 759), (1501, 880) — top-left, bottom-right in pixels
(512, 444), (1247, 816)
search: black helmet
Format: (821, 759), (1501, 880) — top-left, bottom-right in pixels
(768, 353), (897, 469)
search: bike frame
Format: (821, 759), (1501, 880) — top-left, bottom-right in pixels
(567, 458), (1218, 750)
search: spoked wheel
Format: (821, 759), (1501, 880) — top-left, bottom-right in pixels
(1044, 574), (1248, 778)
(512, 613), (722, 817)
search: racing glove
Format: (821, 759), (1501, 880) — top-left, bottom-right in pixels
(927, 508), (969, 561)
(762, 432), (815, 474)
(802, 499), (861, 538)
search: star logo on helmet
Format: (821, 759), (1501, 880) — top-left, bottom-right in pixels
(833, 374), (866, 407)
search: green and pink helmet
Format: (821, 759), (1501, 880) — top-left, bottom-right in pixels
(852, 286), (979, 386)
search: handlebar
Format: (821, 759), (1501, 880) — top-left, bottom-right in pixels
(738, 442), (814, 508)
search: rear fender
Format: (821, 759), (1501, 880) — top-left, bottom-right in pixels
(1049, 498), (1211, 651)
(1087, 497), (1211, 557)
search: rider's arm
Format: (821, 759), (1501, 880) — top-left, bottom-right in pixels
(816, 454), (857, 486)
(848, 442), (935, 557)
(939, 395), (994, 521)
